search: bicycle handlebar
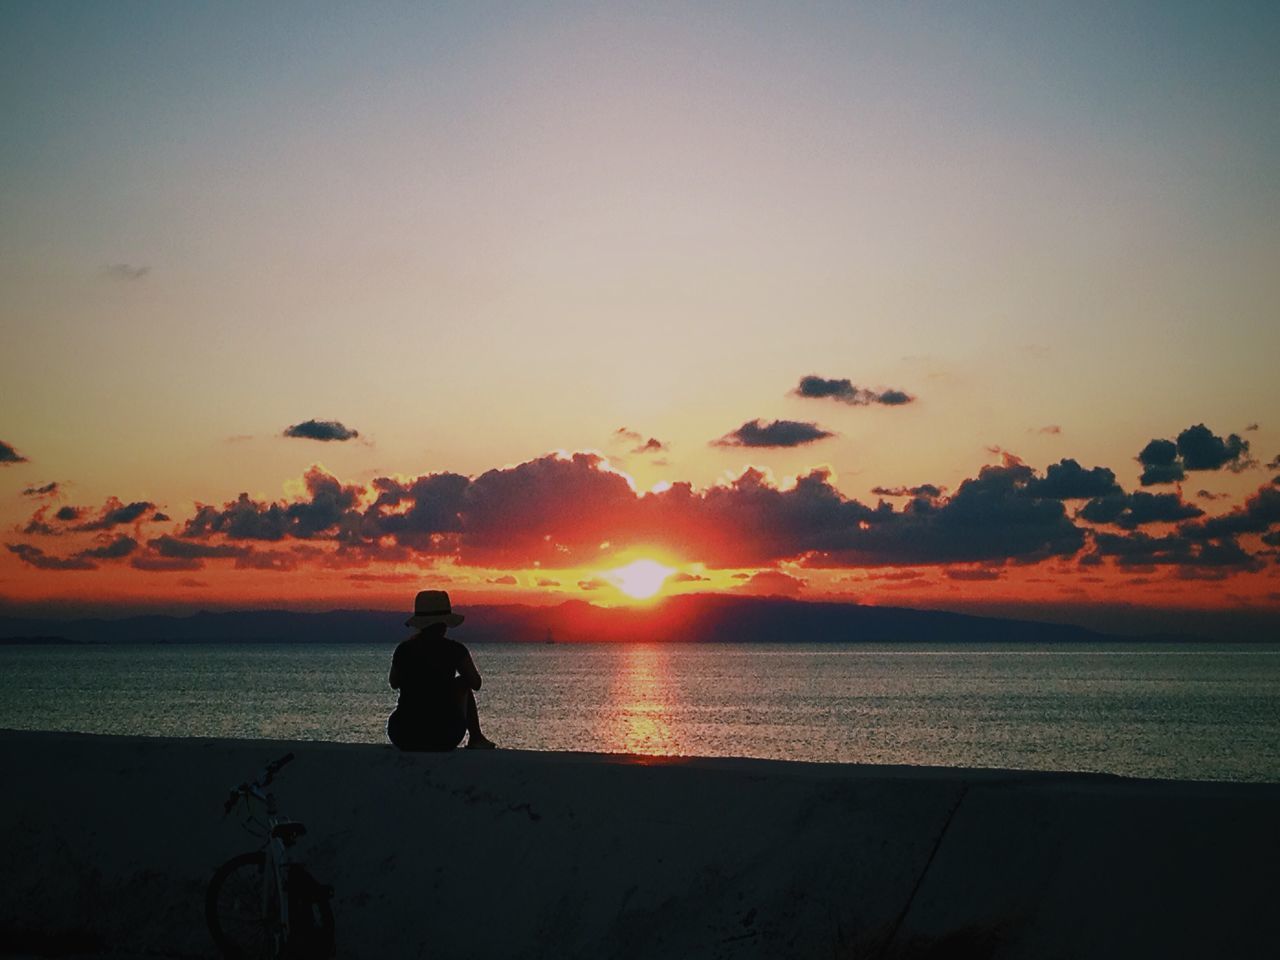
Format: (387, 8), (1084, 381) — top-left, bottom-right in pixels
(222, 752), (296, 814)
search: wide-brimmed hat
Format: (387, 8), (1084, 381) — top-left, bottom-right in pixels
(405, 590), (465, 628)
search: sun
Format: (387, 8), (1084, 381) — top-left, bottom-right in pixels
(606, 559), (676, 600)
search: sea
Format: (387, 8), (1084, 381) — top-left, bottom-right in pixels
(2, 641), (1278, 783)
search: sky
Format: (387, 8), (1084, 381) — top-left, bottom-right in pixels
(2, 2), (1279, 636)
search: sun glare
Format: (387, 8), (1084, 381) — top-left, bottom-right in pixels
(607, 559), (675, 600)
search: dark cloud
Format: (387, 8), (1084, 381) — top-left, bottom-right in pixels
(152, 512), (170, 522)
(1182, 479), (1280, 540)
(1266, 455), (1280, 471)
(22, 482), (59, 497)
(793, 375), (915, 407)
(184, 468), (363, 542)
(149, 535), (248, 560)
(283, 420), (360, 442)
(164, 454), (1093, 570)
(131, 555), (204, 572)
(1137, 438), (1183, 486)
(1090, 531), (1261, 570)
(104, 263), (149, 281)
(1025, 459), (1121, 500)
(6, 543), (96, 570)
(944, 567), (1003, 581)
(55, 506), (82, 522)
(671, 572), (709, 583)
(77, 500), (156, 531)
(713, 419), (834, 448)
(0, 440), (28, 465)
(536, 578), (561, 587)
(1078, 492), (1203, 530)
(632, 437), (668, 455)
(871, 484), (945, 499)
(1245, 423), (1259, 432)
(78, 536), (138, 560)
(233, 550), (298, 572)
(486, 575), (518, 585)
(1176, 424), (1251, 471)
(1196, 490), (1230, 501)
(21, 446), (1273, 581)
(1138, 425), (1254, 485)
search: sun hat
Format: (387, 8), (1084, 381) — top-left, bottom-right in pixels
(405, 590), (465, 629)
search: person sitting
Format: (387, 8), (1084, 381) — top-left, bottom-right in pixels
(387, 590), (496, 751)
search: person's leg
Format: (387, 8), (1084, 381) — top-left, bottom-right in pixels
(452, 677), (496, 749)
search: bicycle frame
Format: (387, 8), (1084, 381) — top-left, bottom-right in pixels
(212, 752), (328, 959)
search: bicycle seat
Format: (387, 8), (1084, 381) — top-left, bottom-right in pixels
(271, 820), (308, 844)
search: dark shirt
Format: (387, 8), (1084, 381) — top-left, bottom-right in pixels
(389, 635), (479, 712)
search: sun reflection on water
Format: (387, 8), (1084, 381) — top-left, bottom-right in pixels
(602, 644), (680, 756)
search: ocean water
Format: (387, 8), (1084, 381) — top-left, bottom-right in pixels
(1, 641), (1278, 783)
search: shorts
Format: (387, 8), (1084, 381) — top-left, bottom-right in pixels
(387, 705), (466, 752)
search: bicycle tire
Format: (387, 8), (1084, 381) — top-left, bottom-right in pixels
(283, 865), (336, 960)
(207, 850), (273, 960)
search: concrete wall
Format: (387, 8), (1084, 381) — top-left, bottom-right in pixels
(1, 731), (1276, 959)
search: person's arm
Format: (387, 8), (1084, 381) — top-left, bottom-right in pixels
(458, 647), (482, 691)
(388, 646), (403, 690)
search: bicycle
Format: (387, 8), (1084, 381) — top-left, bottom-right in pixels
(206, 752), (336, 960)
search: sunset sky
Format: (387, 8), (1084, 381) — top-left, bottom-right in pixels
(3, 3), (1278, 635)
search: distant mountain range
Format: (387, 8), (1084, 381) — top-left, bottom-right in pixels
(0, 594), (1194, 645)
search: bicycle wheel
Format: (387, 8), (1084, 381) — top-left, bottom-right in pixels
(207, 851), (274, 959)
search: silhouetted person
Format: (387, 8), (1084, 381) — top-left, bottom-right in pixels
(387, 590), (496, 751)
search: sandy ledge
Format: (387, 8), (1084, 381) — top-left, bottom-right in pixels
(1, 730), (1277, 959)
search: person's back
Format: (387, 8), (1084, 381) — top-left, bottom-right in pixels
(391, 633), (468, 708)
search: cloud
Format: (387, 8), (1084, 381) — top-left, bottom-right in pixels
(1176, 424), (1252, 471)
(20, 445), (1275, 582)
(131, 555), (204, 572)
(1138, 424), (1254, 485)
(1245, 423), (1260, 432)
(76, 499), (156, 531)
(632, 437), (669, 455)
(0, 440), (29, 465)
(1037, 425), (1062, 435)
(103, 263), (149, 281)
(713, 419), (834, 448)
(283, 420), (360, 442)
(148, 535), (249, 560)
(78, 535), (138, 560)
(614, 427), (643, 443)
(871, 484), (945, 499)
(1196, 490), (1230, 501)
(1181, 479), (1280, 540)
(22, 482), (59, 497)
(486, 575), (518, 585)
(6, 543), (96, 570)
(1078, 492), (1203, 530)
(1090, 531), (1261, 571)
(1137, 438), (1184, 486)
(577, 577), (607, 591)
(944, 567), (1003, 581)
(1269, 456), (1280, 471)
(792, 375), (915, 406)
(184, 467), (362, 542)
(1025, 459), (1121, 500)
(671, 572), (709, 583)
(536, 578), (561, 587)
